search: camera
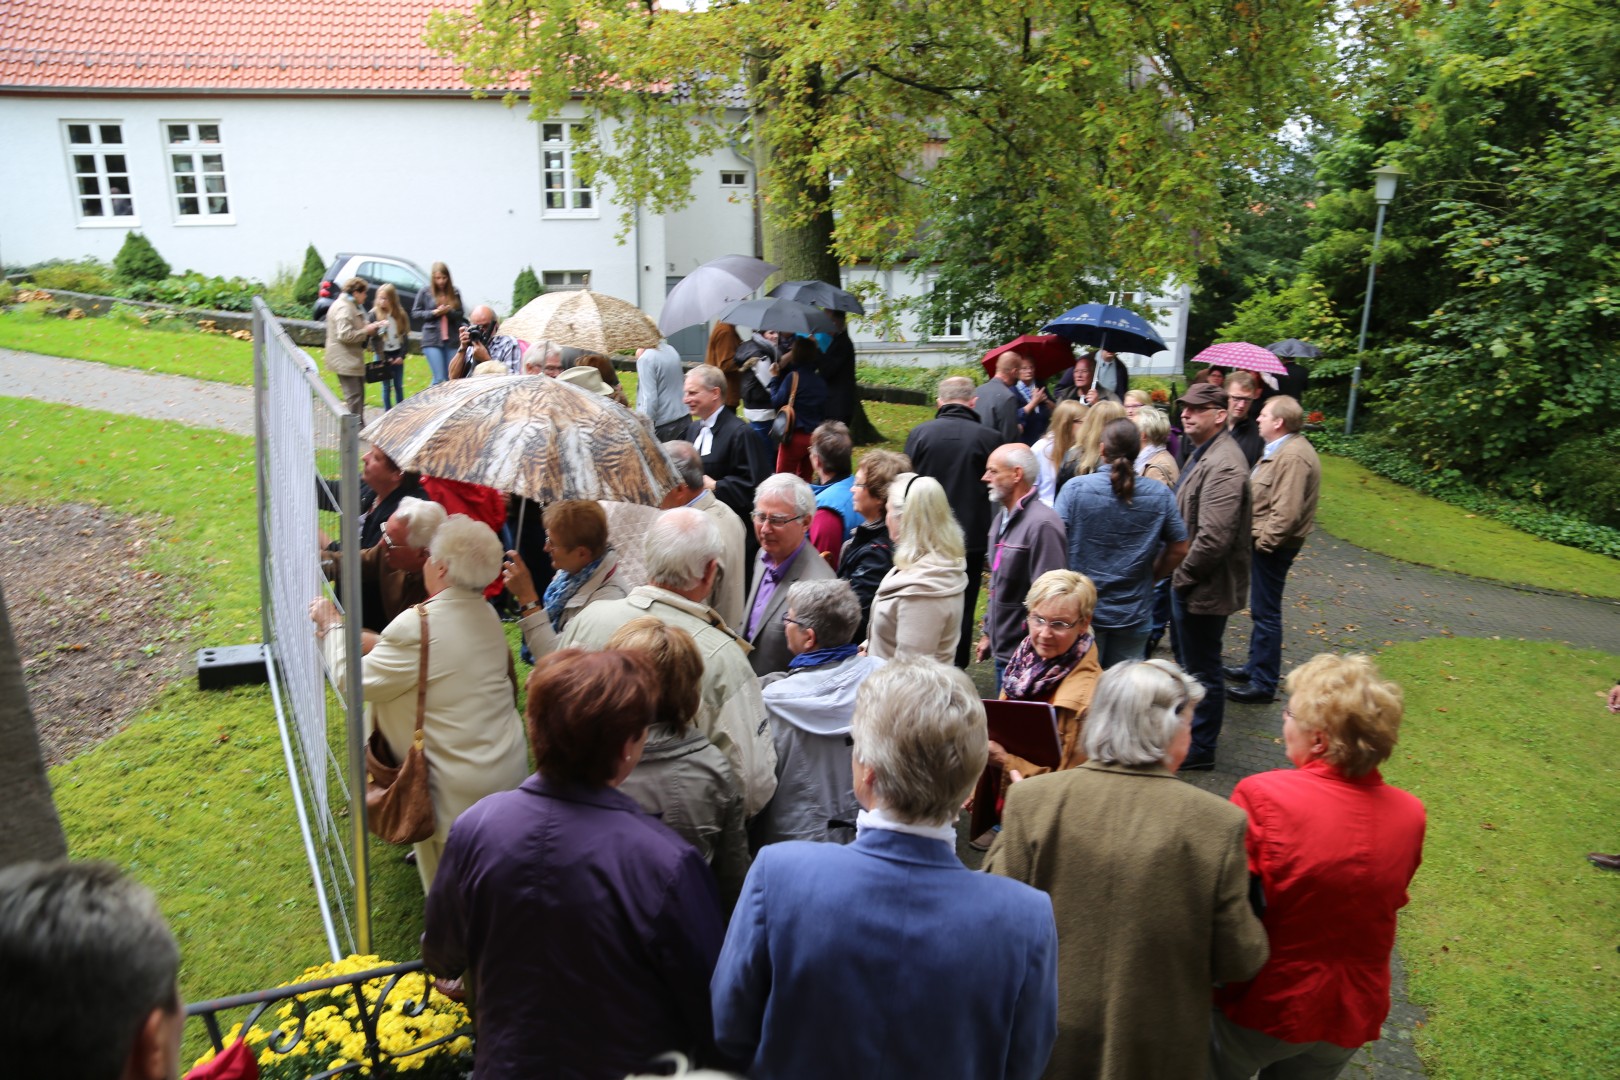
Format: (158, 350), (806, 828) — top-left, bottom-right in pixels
(464, 323), (488, 346)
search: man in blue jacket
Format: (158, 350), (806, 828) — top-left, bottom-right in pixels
(711, 656), (1060, 1080)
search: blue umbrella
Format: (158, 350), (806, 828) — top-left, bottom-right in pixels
(1040, 303), (1168, 356)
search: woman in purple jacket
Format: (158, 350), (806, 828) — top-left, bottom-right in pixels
(423, 649), (726, 1079)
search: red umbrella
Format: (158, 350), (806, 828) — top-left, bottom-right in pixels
(981, 334), (1075, 382)
(1190, 341), (1288, 376)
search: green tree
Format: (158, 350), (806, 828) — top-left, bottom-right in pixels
(293, 244), (326, 306)
(427, 0), (1349, 325)
(113, 232), (170, 283)
(511, 265), (543, 313)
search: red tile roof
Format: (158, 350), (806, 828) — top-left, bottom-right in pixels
(0, 0), (508, 94)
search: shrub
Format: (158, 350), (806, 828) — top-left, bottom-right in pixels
(293, 244), (325, 305)
(23, 258), (119, 294)
(0, 279), (13, 305)
(113, 232), (171, 282)
(512, 265), (542, 312)
(124, 271), (264, 312)
(1543, 432), (1620, 530)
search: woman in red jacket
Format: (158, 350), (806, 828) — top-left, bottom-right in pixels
(1211, 653), (1426, 1080)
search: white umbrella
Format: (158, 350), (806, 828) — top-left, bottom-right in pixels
(658, 255), (779, 334)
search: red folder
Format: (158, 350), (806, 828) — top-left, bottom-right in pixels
(969, 699), (1061, 838)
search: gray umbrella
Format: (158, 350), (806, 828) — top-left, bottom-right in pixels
(1266, 339), (1322, 358)
(716, 297), (838, 337)
(658, 255), (779, 334)
(768, 279), (866, 315)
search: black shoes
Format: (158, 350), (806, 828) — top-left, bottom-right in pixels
(1222, 663), (1251, 682)
(1181, 750), (1216, 772)
(1226, 683), (1277, 704)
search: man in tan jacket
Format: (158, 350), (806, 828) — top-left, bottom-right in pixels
(1226, 395), (1320, 704)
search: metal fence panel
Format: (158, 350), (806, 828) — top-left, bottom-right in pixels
(254, 298), (370, 958)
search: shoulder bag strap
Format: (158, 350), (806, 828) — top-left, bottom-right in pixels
(788, 371), (800, 406)
(413, 602), (430, 747)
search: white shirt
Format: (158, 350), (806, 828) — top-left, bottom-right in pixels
(855, 806), (958, 845)
(694, 410), (721, 456)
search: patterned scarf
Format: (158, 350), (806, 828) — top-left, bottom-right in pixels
(1000, 632), (1093, 702)
(542, 552), (607, 631)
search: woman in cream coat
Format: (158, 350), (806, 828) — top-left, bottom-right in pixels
(864, 473), (968, 664)
(318, 515), (529, 891)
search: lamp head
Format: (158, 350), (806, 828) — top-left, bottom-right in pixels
(1370, 164), (1406, 205)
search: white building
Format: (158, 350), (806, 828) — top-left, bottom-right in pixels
(0, 1), (1186, 369)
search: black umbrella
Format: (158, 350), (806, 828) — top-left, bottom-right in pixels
(717, 297), (838, 336)
(768, 279), (866, 315)
(1266, 339), (1322, 358)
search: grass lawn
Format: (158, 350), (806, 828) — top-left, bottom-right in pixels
(0, 399), (425, 1027)
(1316, 453), (1620, 599)
(1377, 637), (1620, 1079)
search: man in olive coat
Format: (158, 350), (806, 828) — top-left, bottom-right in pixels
(1170, 383), (1252, 770)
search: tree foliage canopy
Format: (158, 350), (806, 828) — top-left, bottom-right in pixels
(428, 0), (1349, 333)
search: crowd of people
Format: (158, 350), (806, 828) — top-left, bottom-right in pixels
(0, 306), (1432, 1080)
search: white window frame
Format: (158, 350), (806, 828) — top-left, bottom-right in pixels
(62, 121), (137, 225)
(542, 270), (591, 291)
(540, 122), (596, 218)
(719, 170), (749, 189)
(162, 120), (233, 224)
(925, 278), (971, 341)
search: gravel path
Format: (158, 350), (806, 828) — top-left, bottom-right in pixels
(6, 346), (1618, 1079)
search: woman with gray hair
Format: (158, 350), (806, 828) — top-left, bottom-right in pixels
(314, 515), (528, 891)
(713, 656), (1059, 1079)
(986, 659), (1269, 1079)
(756, 578), (886, 845)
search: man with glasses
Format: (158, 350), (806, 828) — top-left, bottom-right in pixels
(1223, 371), (1266, 467)
(1170, 383), (1253, 771)
(743, 474), (836, 677)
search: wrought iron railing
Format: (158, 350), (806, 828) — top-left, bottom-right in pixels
(185, 960), (472, 1077)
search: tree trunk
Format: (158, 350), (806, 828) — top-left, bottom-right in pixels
(0, 579), (68, 868)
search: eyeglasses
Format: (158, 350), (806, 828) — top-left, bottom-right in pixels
(1229, 394), (1261, 404)
(752, 512), (802, 527)
(380, 532), (397, 552)
(783, 615), (805, 628)
(1027, 612), (1078, 631)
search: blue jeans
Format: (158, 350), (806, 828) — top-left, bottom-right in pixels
(1240, 543), (1301, 695)
(993, 657), (1008, 694)
(1093, 628), (1151, 669)
(1146, 578), (1172, 655)
(381, 362), (405, 410)
(1171, 589), (1228, 756)
(422, 345), (453, 385)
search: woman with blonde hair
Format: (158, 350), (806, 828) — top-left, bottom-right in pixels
(1211, 653), (1425, 1080)
(863, 473), (967, 664)
(368, 283), (411, 411)
(1033, 399), (1086, 505)
(990, 570), (1104, 779)
(412, 261), (464, 385)
(1064, 399), (1127, 485)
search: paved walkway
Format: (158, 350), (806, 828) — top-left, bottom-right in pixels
(7, 347), (1619, 1079)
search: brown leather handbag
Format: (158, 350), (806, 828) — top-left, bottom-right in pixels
(364, 603), (436, 845)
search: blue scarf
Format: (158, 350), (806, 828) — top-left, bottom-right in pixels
(789, 643), (861, 669)
(543, 553), (606, 631)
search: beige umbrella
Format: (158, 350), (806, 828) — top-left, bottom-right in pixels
(502, 290), (661, 355)
(359, 374), (676, 506)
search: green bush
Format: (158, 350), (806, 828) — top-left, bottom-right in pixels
(1543, 431), (1620, 530)
(23, 258), (119, 294)
(0, 279), (13, 305)
(293, 244), (325, 305)
(124, 271), (264, 313)
(113, 232), (171, 283)
(512, 265), (542, 312)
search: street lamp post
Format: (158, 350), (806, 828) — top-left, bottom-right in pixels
(1346, 164), (1406, 436)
